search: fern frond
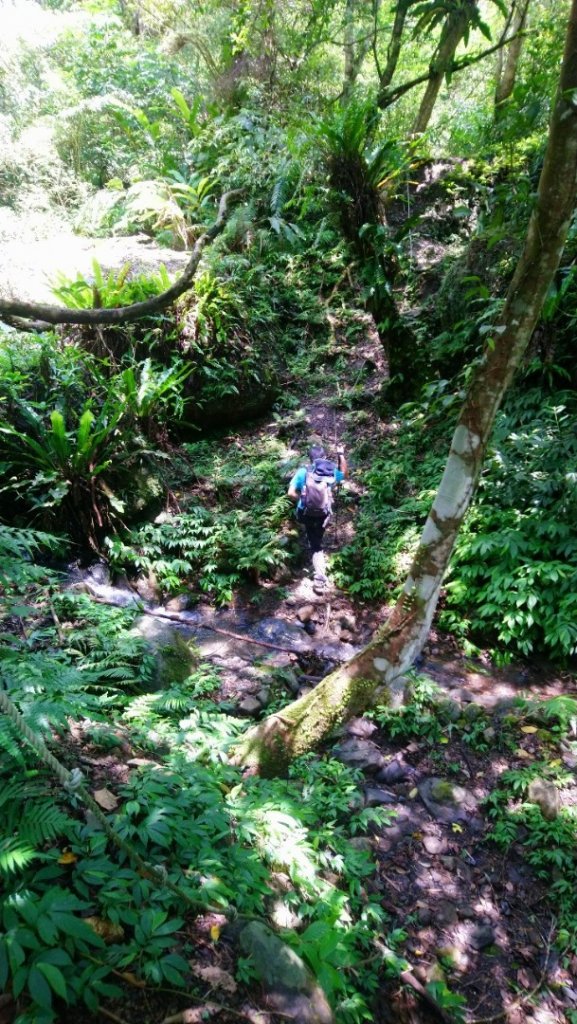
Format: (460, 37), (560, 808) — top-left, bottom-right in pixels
(0, 837), (37, 876)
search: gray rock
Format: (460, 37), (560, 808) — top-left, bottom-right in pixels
(339, 613), (357, 632)
(418, 777), (478, 823)
(437, 901), (458, 927)
(256, 688), (271, 707)
(423, 835), (448, 855)
(417, 906), (433, 925)
(437, 699), (462, 723)
(455, 688), (475, 703)
(377, 759), (412, 784)
(527, 778), (560, 821)
(237, 697), (262, 717)
(164, 594), (192, 612)
(332, 738), (385, 773)
(483, 726), (497, 743)
(296, 605), (316, 623)
(469, 924), (496, 950)
(239, 922), (334, 1024)
(463, 703), (484, 722)
(346, 717), (378, 739)
(363, 787), (398, 807)
(457, 904), (476, 920)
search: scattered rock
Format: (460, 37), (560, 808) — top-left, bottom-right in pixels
(463, 702), (484, 722)
(527, 778), (560, 821)
(363, 787), (398, 807)
(348, 837), (373, 852)
(422, 835), (448, 855)
(418, 777), (478, 823)
(346, 717), (378, 739)
(417, 906), (433, 925)
(237, 697), (262, 717)
(483, 726), (497, 743)
(333, 738), (385, 774)
(296, 605), (316, 623)
(256, 688), (271, 707)
(339, 613), (357, 632)
(304, 621), (317, 636)
(377, 759), (412, 784)
(457, 904), (476, 920)
(165, 593), (192, 612)
(238, 922), (334, 1024)
(469, 924), (497, 950)
(340, 630), (355, 643)
(455, 688), (475, 703)
(436, 900), (458, 927)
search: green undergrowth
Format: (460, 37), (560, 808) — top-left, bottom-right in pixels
(0, 526), (401, 1024)
(107, 434), (301, 603)
(337, 381), (577, 663)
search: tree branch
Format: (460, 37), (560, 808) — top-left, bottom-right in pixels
(0, 190), (242, 329)
(377, 28), (527, 109)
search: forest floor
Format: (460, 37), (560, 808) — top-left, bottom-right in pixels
(63, 343), (577, 1024)
(3, 227), (576, 1024)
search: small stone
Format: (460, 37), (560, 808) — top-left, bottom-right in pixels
(339, 613), (357, 632)
(457, 904), (476, 920)
(441, 856), (456, 870)
(417, 906), (433, 925)
(165, 594), (191, 612)
(457, 688), (475, 703)
(296, 605), (316, 623)
(437, 900), (458, 926)
(378, 759), (411, 784)
(527, 778), (560, 821)
(333, 738), (385, 773)
(348, 837), (373, 852)
(363, 787), (397, 807)
(237, 697), (262, 717)
(483, 726), (497, 743)
(469, 924), (496, 949)
(304, 621), (317, 635)
(463, 703), (484, 722)
(340, 630), (354, 643)
(438, 699), (462, 723)
(423, 835), (448, 855)
(347, 717), (378, 739)
(256, 688), (271, 707)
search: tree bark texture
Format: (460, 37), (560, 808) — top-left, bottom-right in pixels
(0, 191), (241, 329)
(494, 0), (530, 115)
(234, 0), (577, 775)
(412, 3), (474, 135)
(378, 0), (411, 90)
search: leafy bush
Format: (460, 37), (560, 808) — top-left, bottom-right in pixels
(441, 388), (577, 660)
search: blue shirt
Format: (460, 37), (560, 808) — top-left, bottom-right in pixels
(289, 464), (345, 511)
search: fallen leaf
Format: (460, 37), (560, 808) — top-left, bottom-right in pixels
(119, 971), (146, 988)
(521, 726), (538, 734)
(93, 788), (119, 810)
(58, 849), (77, 864)
(191, 965), (237, 994)
(409, 787), (418, 799)
(451, 823), (463, 833)
(210, 924), (221, 942)
(84, 916), (125, 943)
(515, 748), (532, 759)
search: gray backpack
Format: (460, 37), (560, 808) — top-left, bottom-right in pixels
(302, 459), (336, 519)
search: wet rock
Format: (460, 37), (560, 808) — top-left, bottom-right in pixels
(296, 605), (316, 623)
(346, 717), (378, 739)
(304, 621), (317, 636)
(238, 921), (334, 1024)
(363, 787), (398, 807)
(237, 697), (262, 717)
(469, 924), (496, 950)
(316, 640), (357, 663)
(252, 618), (309, 649)
(377, 759), (412, 784)
(332, 738), (385, 774)
(527, 778), (560, 821)
(134, 573), (161, 604)
(86, 562), (110, 586)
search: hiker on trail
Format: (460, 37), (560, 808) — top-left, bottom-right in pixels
(287, 443), (347, 589)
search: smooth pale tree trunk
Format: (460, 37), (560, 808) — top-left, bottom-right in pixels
(412, 3), (474, 135)
(233, 0), (577, 776)
(494, 0), (530, 117)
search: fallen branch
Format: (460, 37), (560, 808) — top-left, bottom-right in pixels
(0, 190), (242, 328)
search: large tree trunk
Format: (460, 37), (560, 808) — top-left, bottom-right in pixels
(234, 0), (577, 776)
(412, 3), (475, 135)
(494, 0), (530, 117)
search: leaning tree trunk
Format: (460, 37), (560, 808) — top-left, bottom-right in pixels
(494, 0), (530, 118)
(234, 0), (577, 776)
(378, 0), (412, 91)
(412, 3), (474, 136)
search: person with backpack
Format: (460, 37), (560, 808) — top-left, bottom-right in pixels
(287, 443), (347, 589)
